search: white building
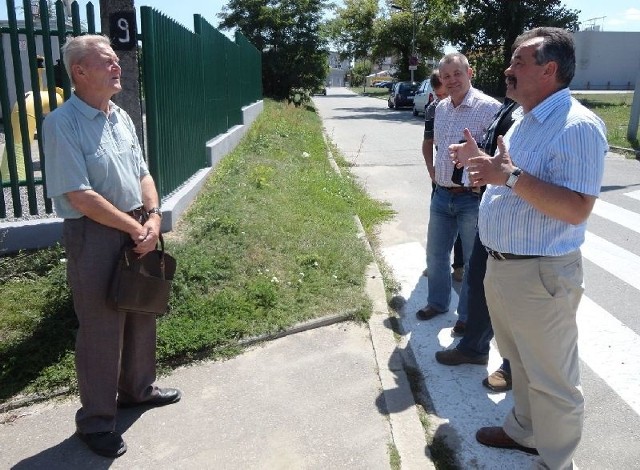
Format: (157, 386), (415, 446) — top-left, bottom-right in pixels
(327, 51), (351, 87)
(571, 30), (640, 90)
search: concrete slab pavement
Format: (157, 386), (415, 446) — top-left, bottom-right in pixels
(0, 315), (434, 469)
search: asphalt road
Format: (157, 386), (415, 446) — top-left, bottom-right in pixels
(314, 87), (640, 470)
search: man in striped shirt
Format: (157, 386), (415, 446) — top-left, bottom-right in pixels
(450, 27), (608, 470)
(416, 53), (500, 328)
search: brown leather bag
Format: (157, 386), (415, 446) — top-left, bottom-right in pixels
(108, 235), (177, 315)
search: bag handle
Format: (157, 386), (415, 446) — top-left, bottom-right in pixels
(122, 234), (167, 280)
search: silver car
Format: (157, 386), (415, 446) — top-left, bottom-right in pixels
(412, 79), (434, 116)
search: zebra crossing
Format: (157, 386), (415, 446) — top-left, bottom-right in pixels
(382, 165), (640, 470)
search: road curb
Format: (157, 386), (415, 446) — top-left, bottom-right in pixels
(323, 129), (436, 469)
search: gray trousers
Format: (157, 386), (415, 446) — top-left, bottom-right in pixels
(64, 217), (157, 434)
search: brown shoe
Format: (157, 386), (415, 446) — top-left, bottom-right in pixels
(476, 426), (538, 455)
(452, 266), (464, 282)
(416, 306), (446, 321)
(482, 368), (512, 393)
(452, 320), (465, 337)
(435, 348), (488, 366)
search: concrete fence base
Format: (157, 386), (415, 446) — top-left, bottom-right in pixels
(0, 100), (264, 255)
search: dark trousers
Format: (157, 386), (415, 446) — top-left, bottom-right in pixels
(452, 236), (463, 269)
(64, 217), (158, 433)
(456, 231), (510, 373)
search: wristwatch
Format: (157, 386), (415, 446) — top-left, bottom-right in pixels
(147, 207), (162, 218)
(505, 168), (522, 189)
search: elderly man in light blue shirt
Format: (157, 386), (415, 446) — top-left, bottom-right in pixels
(43, 34), (180, 459)
(450, 28), (607, 470)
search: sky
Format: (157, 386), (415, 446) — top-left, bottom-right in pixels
(1, 0), (639, 33)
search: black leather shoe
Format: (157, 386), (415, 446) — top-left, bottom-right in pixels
(118, 387), (182, 408)
(77, 431), (127, 458)
(435, 348), (488, 365)
(416, 306), (446, 321)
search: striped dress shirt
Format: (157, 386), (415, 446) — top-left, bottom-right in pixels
(478, 88), (608, 256)
(434, 87), (500, 187)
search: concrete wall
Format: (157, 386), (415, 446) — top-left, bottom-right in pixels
(571, 31), (640, 90)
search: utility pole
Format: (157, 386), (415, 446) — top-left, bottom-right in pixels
(99, 0), (143, 145)
(391, 2), (420, 83)
(628, 68), (640, 147)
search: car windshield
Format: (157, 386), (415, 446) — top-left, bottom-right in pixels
(399, 83), (418, 93)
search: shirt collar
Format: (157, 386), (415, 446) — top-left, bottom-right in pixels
(446, 86), (480, 109)
(528, 87), (571, 124)
(69, 93), (118, 120)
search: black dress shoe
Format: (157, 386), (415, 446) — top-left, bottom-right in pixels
(435, 348), (489, 365)
(77, 431), (127, 458)
(118, 387), (182, 408)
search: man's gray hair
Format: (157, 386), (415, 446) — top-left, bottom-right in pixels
(513, 27), (575, 87)
(61, 34), (112, 85)
(438, 52), (470, 70)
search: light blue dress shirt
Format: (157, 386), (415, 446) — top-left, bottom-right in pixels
(43, 94), (149, 219)
(478, 88), (608, 256)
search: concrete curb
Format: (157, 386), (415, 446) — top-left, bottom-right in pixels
(323, 130), (435, 469)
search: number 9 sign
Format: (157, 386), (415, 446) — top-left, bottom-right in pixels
(109, 11), (137, 51)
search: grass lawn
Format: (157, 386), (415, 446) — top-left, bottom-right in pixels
(572, 93), (639, 151)
(0, 98), (394, 403)
(351, 86), (391, 99)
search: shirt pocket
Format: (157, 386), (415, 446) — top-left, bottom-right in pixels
(84, 146), (110, 182)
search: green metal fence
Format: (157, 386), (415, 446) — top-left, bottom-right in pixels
(0, 0), (262, 219)
(141, 8), (262, 198)
(0, 0), (90, 219)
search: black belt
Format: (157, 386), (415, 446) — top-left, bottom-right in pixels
(485, 247), (541, 261)
(438, 185), (480, 194)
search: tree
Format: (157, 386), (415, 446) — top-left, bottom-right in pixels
(371, 0), (456, 81)
(349, 59), (373, 87)
(448, 0), (580, 95)
(324, 0), (378, 61)
(218, 0), (329, 99)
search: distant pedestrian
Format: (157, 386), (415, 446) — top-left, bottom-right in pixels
(450, 27), (607, 469)
(43, 35), (181, 459)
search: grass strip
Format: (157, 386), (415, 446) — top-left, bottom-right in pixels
(0, 98), (394, 402)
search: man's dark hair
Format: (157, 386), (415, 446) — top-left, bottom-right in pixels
(429, 70), (441, 89)
(513, 27), (575, 87)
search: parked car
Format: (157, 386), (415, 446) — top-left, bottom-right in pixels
(387, 81), (419, 109)
(412, 79), (435, 116)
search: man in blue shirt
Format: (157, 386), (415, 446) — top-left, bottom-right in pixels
(450, 27), (607, 470)
(44, 35), (181, 459)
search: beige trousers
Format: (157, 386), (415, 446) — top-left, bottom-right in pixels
(484, 251), (584, 470)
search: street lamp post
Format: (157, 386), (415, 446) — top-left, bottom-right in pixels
(391, 3), (418, 82)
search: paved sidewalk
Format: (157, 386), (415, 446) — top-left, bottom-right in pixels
(0, 263), (434, 470)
